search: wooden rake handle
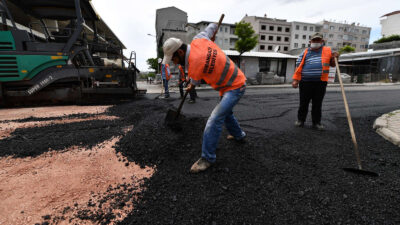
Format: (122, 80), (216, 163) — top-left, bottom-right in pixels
(211, 14), (225, 42)
(335, 57), (362, 170)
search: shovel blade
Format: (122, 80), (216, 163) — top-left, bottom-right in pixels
(343, 167), (379, 177)
(165, 109), (185, 122)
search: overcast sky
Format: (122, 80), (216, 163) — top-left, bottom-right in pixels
(92, 0), (398, 71)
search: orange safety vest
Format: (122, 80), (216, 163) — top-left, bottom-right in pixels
(164, 64), (172, 81)
(188, 38), (246, 96)
(292, 46), (332, 82)
(178, 65), (185, 81)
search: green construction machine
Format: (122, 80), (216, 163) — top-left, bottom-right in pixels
(0, 0), (145, 105)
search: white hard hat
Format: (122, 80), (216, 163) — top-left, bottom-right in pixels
(162, 38), (183, 64)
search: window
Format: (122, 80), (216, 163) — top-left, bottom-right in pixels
(354, 37), (358, 41)
(328, 42), (333, 46)
(338, 35), (343, 39)
(261, 25), (266, 30)
(225, 27), (228, 33)
(330, 26), (335, 30)
(337, 43), (342, 48)
(362, 30), (367, 34)
(230, 28), (235, 34)
(310, 27), (314, 31)
(285, 27), (290, 32)
(302, 43), (306, 48)
(269, 36), (273, 41)
(355, 29), (359, 33)
(260, 45), (265, 50)
(261, 35), (265, 40)
(224, 39), (228, 43)
(268, 45), (273, 50)
(295, 34), (299, 39)
(284, 37), (289, 42)
(360, 45), (364, 49)
(352, 44), (356, 48)
(276, 36), (281, 41)
(302, 35), (306, 40)
(294, 43), (298, 48)
(284, 46), (288, 51)
(296, 25), (300, 30)
(343, 34), (348, 40)
(323, 24), (329, 29)
(277, 26), (282, 32)
(309, 35), (311, 40)
(361, 37), (366, 42)
(339, 27), (343, 31)
(269, 26), (274, 31)
(219, 27), (223, 32)
(303, 26), (307, 31)
(329, 34), (334, 38)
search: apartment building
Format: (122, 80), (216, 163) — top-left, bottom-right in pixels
(318, 20), (371, 52)
(242, 15), (291, 53)
(289, 22), (322, 50)
(187, 21), (237, 50)
(380, 10), (400, 37)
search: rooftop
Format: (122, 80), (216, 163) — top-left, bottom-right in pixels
(381, 10), (400, 17)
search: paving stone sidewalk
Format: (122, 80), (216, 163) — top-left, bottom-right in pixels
(374, 109), (400, 147)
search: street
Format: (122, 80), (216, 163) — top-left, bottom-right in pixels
(1, 85), (400, 224)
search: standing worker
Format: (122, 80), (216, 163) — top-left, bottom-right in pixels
(178, 64), (197, 103)
(161, 63), (171, 98)
(162, 22), (247, 173)
(292, 32), (339, 130)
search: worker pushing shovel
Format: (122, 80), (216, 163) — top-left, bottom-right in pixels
(162, 14), (247, 173)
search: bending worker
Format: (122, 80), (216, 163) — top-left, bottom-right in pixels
(161, 63), (171, 98)
(178, 64), (197, 103)
(162, 22), (246, 173)
(292, 32), (339, 130)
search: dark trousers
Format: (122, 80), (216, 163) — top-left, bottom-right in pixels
(298, 81), (327, 124)
(178, 81), (197, 100)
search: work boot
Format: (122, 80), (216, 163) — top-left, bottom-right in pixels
(294, 120), (304, 127)
(313, 123), (325, 131)
(226, 133), (246, 143)
(190, 158), (212, 173)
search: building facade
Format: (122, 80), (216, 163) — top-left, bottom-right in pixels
(289, 21), (322, 50)
(188, 21), (238, 50)
(318, 20), (371, 52)
(241, 15), (291, 53)
(380, 11), (400, 37)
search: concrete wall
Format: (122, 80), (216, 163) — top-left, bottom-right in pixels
(240, 57), (259, 79)
(286, 59), (296, 83)
(290, 22), (321, 50)
(381, 14), (400, 37)
(155, 7), (187, 45)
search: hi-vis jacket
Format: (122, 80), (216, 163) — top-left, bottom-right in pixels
(188, 39), (246, 96)
(178, 65), (185, 82)
(162, 64), (171, 80)
(292, 46), (332, 82)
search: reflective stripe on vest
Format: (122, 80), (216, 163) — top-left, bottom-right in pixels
(188, 38), (246, 95)
(292, 46), (332, 82)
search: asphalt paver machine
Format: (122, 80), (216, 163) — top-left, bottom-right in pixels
(0, 0), (145, 105)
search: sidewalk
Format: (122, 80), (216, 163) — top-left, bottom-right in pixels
(374, 110), (400, 147)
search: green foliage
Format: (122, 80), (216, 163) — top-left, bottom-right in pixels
(148, 72), (155, 78)
(374, 34), (400, 44)
(339, 45), (355, 54)
(146, 58), (159, 72)
(234, 21), (258, 55)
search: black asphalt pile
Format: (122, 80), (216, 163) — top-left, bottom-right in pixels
(3, 96), (400, 224)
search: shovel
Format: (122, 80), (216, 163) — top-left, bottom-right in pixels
(165, 90), (189, 129)
(335, 57), (378, 177)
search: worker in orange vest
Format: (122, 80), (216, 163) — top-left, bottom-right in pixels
(162, 23), (247, 173)
(178, 64), (197, 103)
(292, 32), (339, 130)
(160, 63), (171, 98)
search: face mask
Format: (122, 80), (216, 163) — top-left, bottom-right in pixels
(310, 43), (322, 49)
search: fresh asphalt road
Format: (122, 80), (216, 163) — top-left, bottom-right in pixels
(148, 85), (400, 136)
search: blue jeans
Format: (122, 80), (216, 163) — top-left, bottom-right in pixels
(162, 79), (169, 97)
(201, 86), (246, 163)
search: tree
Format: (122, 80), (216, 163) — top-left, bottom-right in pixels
(234, 21), (258, 68)
(374, 34), (400, 44)
(339, 45), (355, 54)
(146, 58), (159, 72)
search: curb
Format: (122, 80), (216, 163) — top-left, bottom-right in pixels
(374, 111), (400, 147)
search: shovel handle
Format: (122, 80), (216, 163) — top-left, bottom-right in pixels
(335, 57), (362, 170)
(175, 89), (189, 118)
(211, 14), (225, 42)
